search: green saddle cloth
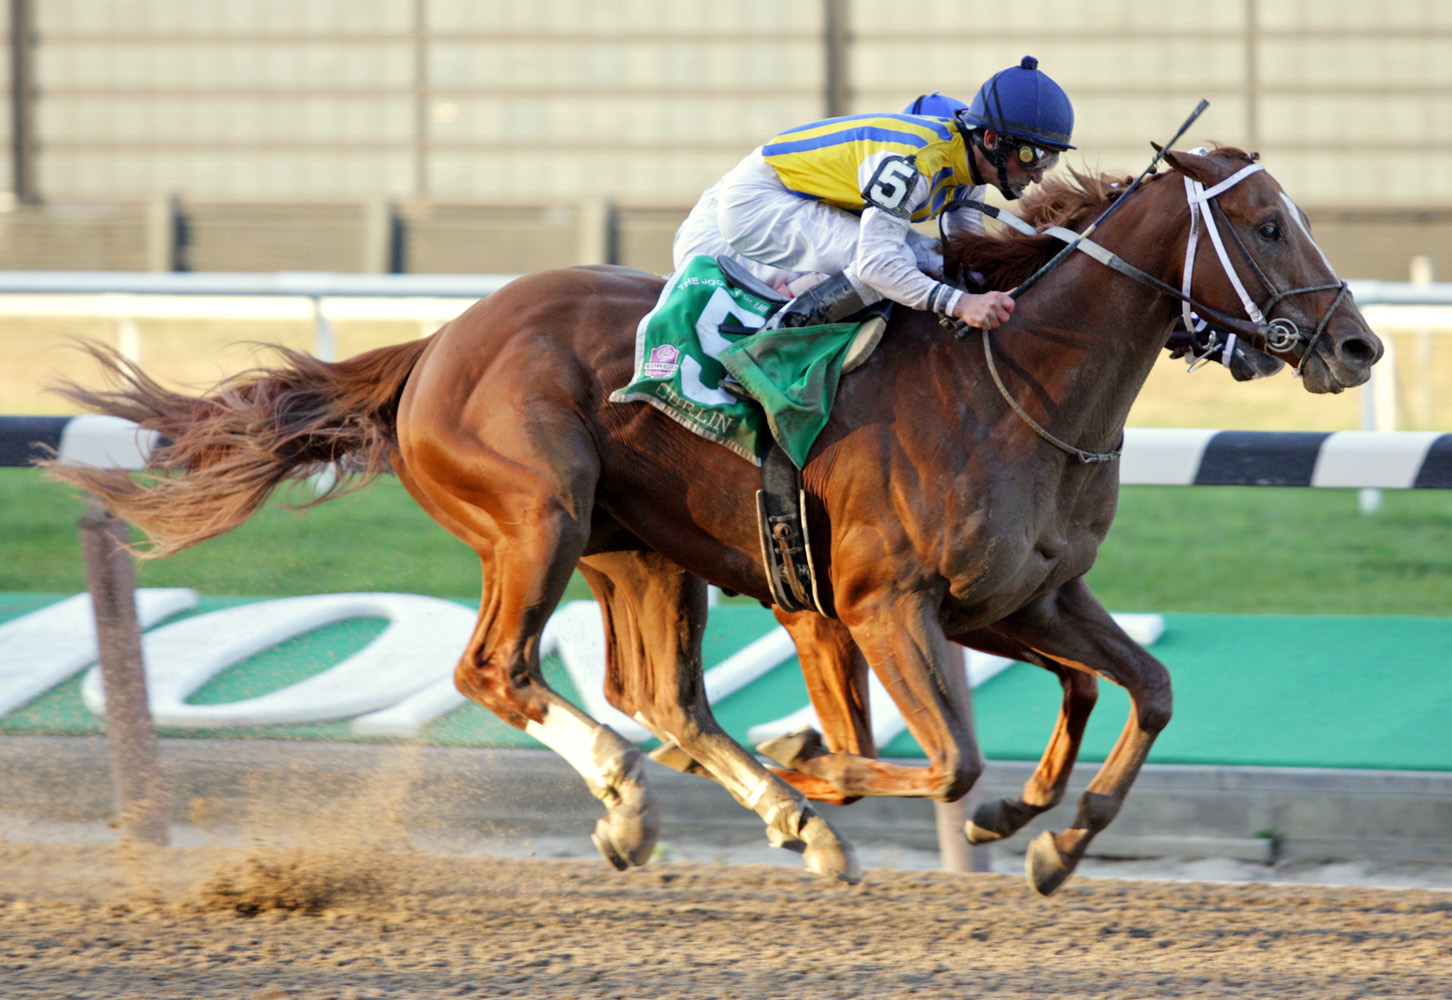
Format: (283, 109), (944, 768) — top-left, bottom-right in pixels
(608, 255), (862, 468)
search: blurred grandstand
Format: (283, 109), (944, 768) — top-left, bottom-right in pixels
(1, 0), (1448, 279)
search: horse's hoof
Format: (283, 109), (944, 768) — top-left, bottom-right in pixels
(799, 813), (862, 885)
(965, 798), (1013, 844)
(592, 809), (657, 870)
(591, 826), (633, 871)
(964, 820), (1002, 845)
(590, 776), (659, 870)
(755, 726), (825, 770)
(1025, 830), (1074, 896)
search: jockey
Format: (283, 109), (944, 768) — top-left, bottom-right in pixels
(671, 56), (1075, 334)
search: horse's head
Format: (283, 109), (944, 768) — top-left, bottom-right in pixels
(1161, 147), (1383, 394)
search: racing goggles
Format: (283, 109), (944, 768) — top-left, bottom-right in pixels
(1012, 143), (1060, 171)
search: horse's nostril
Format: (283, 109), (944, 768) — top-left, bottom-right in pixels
(1338, 337), (1379, 366)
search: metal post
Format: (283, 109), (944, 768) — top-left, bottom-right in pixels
(1411, 255), (1435, 428)
(9, 0), (37, 203)
(1359, 299), (1402, 514)
(145, 194), (183, 272)
(78, 502), (169, 846)
(823, 0), (849, 118)
(361, 197), (401, 274)
(312, 296), (336, 361)
(578, 198), (619, 266)
(114, 309), (143, 365)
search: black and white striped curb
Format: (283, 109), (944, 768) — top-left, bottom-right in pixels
(3, 416), (1450, 488)
(0, 415), (160, 470)
(1118, 428), (1452, 488)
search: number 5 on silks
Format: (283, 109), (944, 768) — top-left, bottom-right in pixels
(864, 155), (919, 216)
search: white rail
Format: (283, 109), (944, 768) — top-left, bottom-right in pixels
(0, 271), (1442, 480)
(0, 270), (521, 360)
(0, 271), (1445, 301)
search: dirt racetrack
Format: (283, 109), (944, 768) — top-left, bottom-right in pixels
(3, 836), (1451, 999)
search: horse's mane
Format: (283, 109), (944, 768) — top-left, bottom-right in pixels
(942, 148), (1259, 291)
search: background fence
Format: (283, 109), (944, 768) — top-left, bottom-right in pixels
(3, 1), (1452, 280)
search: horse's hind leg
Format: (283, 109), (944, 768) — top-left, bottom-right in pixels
(949, 631), (1099, 847)
(395, 448), (657, 871)
(989, 578), (1172, 896)
(578, 551), (861, 884)
(575, 553), (709, 779)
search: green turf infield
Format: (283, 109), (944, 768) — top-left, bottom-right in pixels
(4, 468), (1450, 616)
(3, 594), (1448, 772)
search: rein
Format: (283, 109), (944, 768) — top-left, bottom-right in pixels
(941, 158), (1350, 462)
(943, 195), (1268, 342)
(979, 326), (1121, 464)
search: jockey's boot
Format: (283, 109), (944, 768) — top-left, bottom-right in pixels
(760, 271), (868, 331)
(720, 272), (871, 401)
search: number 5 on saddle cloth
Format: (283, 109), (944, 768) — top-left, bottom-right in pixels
(609, 254), (886, 613)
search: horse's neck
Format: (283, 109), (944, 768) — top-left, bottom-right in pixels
(986, 258), (1178, 449)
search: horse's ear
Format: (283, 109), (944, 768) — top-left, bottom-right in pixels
(1157, 143), (1215, 185)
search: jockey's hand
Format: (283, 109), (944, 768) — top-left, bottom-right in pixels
(952, 290), (1015, 330)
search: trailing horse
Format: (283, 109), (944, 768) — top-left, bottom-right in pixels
(46, 147), (1381, 895)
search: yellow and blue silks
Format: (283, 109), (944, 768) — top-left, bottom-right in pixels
(761, 113), (977, 222)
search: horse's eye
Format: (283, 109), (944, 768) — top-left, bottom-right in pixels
(1257, 221), (1281, 242)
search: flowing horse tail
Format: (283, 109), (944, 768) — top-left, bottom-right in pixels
(42, 335), (433, 557)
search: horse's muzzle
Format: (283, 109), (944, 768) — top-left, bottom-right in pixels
(1297, 321), (1384, 394)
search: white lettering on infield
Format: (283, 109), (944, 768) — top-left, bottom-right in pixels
(80, 593), (475, 727)
(4, 591), (1162, 745)
(356, 600), (701, 742)
(0, 589), (197, 716)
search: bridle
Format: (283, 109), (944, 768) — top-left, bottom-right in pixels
(1179, 156), (1350, 376)
(942, 156), (1352, 463)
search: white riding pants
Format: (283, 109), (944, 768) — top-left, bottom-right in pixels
(671, 150), (857, 293)
(672, 149), (950, 308)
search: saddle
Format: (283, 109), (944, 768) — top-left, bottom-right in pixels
(715, 255), (890, 616)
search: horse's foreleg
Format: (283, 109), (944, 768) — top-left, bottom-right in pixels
(579, 551), (861, 884)
(949, 630), (1099, 847)
(577, 552), (716, 783)
(990, 578), (1172, 896)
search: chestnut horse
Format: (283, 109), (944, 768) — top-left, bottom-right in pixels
(47, 148), (1381, 895)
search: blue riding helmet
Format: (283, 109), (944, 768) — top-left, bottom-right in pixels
(904, 91), (968, 118)
(959, 55), (1075, 151)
